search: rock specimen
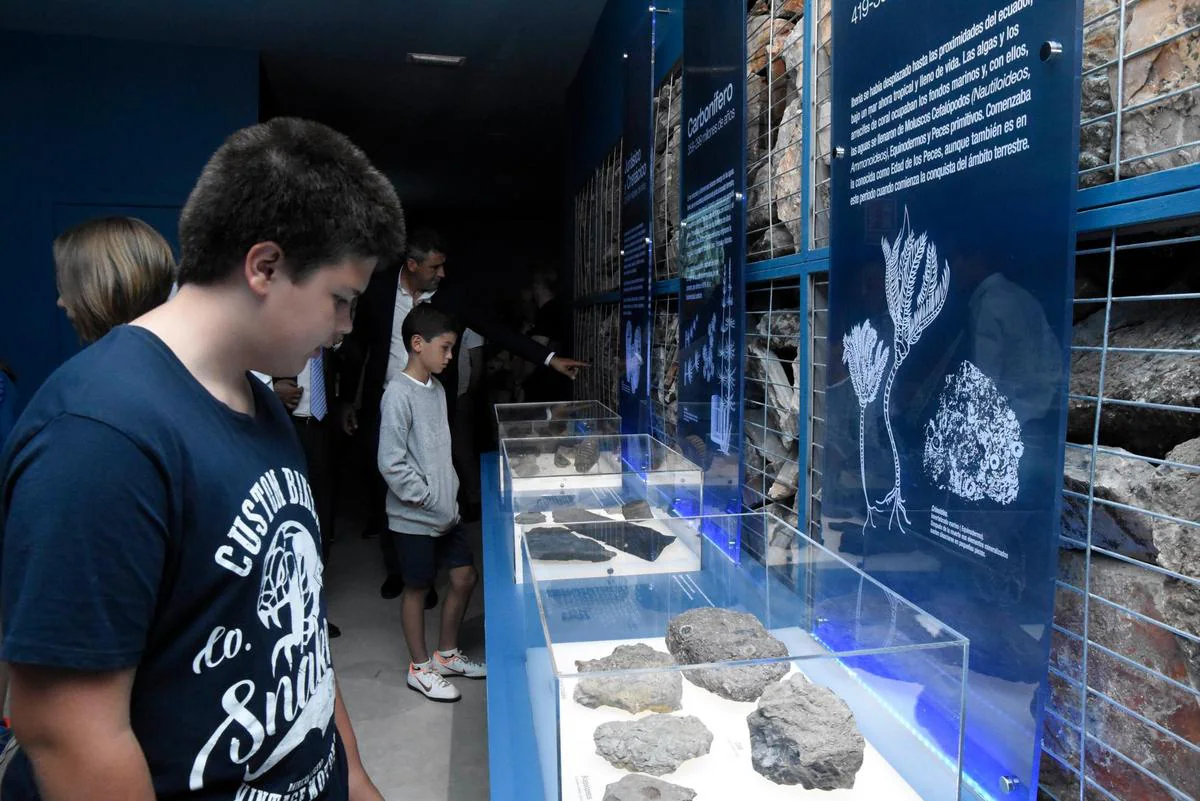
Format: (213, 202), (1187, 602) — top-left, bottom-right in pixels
(552, 508), (674, 560)
(622, 499), (653, 520)
(509, 457), (541, 478)
(525, 527), (615, 563)
(593, 714), (712, 776)
(554, 444), (574, 467)
(602, 774), (696, 801)
(574, 644), (682, 714)
(1069, 299), (1200, 458)
(514, 511), (547, 526)
(665, 608), (790, 701)
(575, 437), (600, 472)
(747, 675), (865, 789)
(552, 507), (612, 526)
(581, 521), (677, 562)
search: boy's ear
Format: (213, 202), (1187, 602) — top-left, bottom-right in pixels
(409, 334), (424, 352)
(245, 242), (285, 298)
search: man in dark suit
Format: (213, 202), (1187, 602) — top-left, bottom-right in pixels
(336, 229), (586, 598)
(272, 346), (341, 637)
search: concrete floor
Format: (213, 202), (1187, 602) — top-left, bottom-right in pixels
(326, 522), (490, 801)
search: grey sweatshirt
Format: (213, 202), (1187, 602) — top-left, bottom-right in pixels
(377, 373), (460, 535)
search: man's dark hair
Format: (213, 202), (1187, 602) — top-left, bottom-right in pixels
(401, 304), (458, 353)
(406, 228), (444, 266)
(177, 117), (406, 285)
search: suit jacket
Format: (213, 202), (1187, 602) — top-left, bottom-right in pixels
(337, 266), (552, 420)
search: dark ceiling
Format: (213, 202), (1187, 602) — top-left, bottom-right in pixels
(0, 0), (608, 210)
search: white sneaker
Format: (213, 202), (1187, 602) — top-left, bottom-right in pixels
(433, 649), (487, 679)
(408, 663), (461, 702)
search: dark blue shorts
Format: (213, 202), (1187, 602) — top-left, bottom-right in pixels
(393, 524), (473, 588)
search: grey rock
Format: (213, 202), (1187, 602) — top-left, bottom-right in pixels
(575, 437), (600, 472)
(665, 608), (790, 701)
(746, 74), (770, 169)
(1061, 446), (1159, 560)
(514, 511), (547, 525)
(746, 159), (774, 233)
(1054, 550), (1200, 797)
(746, 15), (794, 75)
(622, 499), (653, 520)
(554, 444), (574, 468)
(602, 775), (696, 801)
(593, 714), (712, 776)
(510, 456), (541, 478)
(526, 527), (615, 563)
(574, 644), (682, 714)
(574, 520), (677, 562)
(747, 675), (865, 789)
(748, 223), (795, 261)
(772, 97), (804, 244)
(1150, 437), (1200, 581)
(1114, 0), (1200, 181)
(651, 306), (679, 440)
(552, 507), (612, 526)
(748, 340), (800, 448)
(1069, 299), (1200, 457)
(552, 508), (677, 561)
(754, 309), (801, 341)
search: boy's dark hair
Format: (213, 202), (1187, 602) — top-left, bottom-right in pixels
(178, 117), (405, 285)
(406, 228), (444, 265)
(401, 304), (458, 353)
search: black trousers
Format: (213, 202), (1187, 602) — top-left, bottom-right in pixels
(292, 414), (336, 562)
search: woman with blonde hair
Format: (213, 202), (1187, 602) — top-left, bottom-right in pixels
(53, 216), (176, 342)
(0, 218), (175, 749)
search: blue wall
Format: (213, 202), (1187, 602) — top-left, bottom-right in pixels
(565, 0), (683, 196)
(0, 31), (258, 404)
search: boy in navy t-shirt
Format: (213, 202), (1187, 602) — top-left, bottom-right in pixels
(0, 118), (405, 800)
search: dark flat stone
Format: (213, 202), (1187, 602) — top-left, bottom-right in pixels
(551, 507), (613, 525)
(551, 508), (677, 561)
(622, 499), (653, 520)
(526, 527), (615, 562)
(572, 520), (676, 562)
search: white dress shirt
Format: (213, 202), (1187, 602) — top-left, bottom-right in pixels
(385, 274), (435, 386)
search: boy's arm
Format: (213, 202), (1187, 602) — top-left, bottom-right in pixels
(1, 416), (168, 795)
(376, 391), (430, 505)
(8, 665), (154, 801)
(334, 680), (384, 801)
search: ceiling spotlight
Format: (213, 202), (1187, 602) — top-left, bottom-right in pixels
(406, 52), (467, 68)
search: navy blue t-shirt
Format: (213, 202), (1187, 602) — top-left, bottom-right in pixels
(0, 327), (347, 800)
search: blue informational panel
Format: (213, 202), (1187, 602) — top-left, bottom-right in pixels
(619, 12), (656, 434)
(678, 0), (746, 550)
(825, 2), (1082, 798)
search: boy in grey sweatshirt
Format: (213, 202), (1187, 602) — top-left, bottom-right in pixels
(378, 304), (486, 702)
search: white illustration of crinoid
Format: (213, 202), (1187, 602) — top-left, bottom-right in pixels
(875, 207), (951, 532)
(924, 360), (1024, 504)
(625, 320), (644, 393)
(710, 258), (737, 454)
(258, 520), (325, 671)
(843, 319), (890, 530)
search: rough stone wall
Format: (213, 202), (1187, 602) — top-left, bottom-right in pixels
(745, 6), (805, 261)
(1079, 0), (1200, 188)
(1041, 228), (1200, 800)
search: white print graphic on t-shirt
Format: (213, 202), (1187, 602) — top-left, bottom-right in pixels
(190, 467), (335, 793)
(233, 730), (339, 801)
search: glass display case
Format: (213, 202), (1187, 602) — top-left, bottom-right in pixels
(519, 510), (968, 801)
(500, 434), (704, 583)
(495, 400), (621, 440)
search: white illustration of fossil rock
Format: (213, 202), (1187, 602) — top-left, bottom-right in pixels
(924, 361), (1025, 505)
